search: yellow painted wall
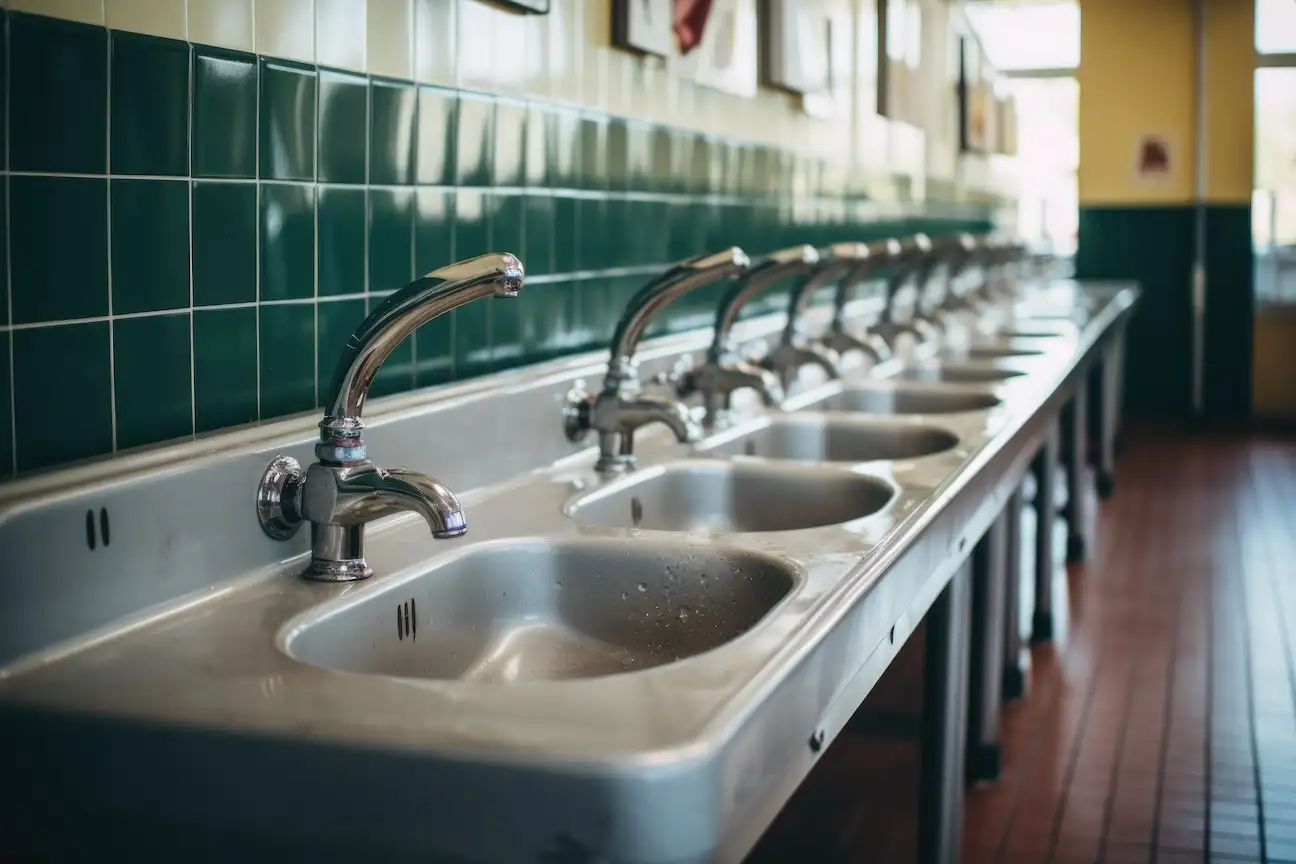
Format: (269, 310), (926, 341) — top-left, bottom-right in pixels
(1078, 0), (1198, 205)
(1078, 0), (1255, 206)
(1204, 0), (1256, 203)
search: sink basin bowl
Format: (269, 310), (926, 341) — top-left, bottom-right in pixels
(810, 384), (1002, 415)
(893, 363), (1026, 384)
(700, 416), (959, 463)
(567, 461), (894, 533)
(942, 345), (1044, 360)
(283, 538), (798, 682)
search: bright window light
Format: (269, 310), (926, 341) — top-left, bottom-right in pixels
(1256, 0), (1296, 54)
(964, 1), (1080, 72)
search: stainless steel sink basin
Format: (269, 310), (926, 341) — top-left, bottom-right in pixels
(893, 363), (1026, 384)
(942, 345), (1044, 360)
(699, 416), (959, 463)
(566, 461), (894, 533)
(810, 384), (1002, 415)
(283, 538), (798, 682)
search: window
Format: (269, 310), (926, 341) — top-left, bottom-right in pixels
(1256, 0), (1296, 55)
(963, 1), (1079, 73)
(1005, 76), (1079, 253)
(1254, 67), (1296, 302)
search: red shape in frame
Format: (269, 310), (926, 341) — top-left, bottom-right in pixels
(675, 0), (715, 55)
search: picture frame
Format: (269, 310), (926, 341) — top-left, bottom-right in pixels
(496, 0), (550, 13)
(613, 0), (674, 58)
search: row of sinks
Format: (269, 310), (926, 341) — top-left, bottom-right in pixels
(284, 340), (1056, 687)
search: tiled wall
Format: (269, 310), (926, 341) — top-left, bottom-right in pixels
(0, 0), (1007, 479)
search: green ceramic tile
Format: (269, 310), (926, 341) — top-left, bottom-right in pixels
(493, 98), (526, 187)
(576, 198), (607, 272)
(524, 103), (549, 188)
(10, 13), (106, 173)
(456, 94), (494, 187)
(260, 59), (317, 181)
(552, 194), (579, 274)
(192, 47), (257, 178)
(111, 179), (190, 314)
(414, 189), (454, 275)
(316, 298), (367, 400)
(110, 31), (190, 176)
(114, 313), (193, 450)
(605, 118), (629, 192)
(318, 70), (367, 184)
(415, 87), (457, 186)
(648, 125), (672, 194)
(369, 189), (414, 294)
(551, 108), (580, 188)
(0, 25), (7, 170)
(261, 184), (316, 301)
(192, 181), (256, 306)
(13, 322), (113, 472)
(0, 178), (7, 326)
(367, 296), (416, 398)
(0, 333), (10, 478)
(641, 200), (671, 266)
(454, 190), (492, 378)
(627, 122), (652, 193)
(577, 115), (607, 191)
(455, 189), (492, 259)
(370, 78), (416, 185)
(317, 187), (366, 297)
(193, 307), (257, 432)
(10, 176), (107, 324)
(454, 299), (492, 379)
(491, 194), (525, 369)
(259, 304), (315, 417)
(522, 195), (554, 278)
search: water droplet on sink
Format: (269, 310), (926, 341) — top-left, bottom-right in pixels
(678, 607), (691, 622)
(637, 582), (647, 592)
(621, 591), (628, 600)
(555, 581), (563, 589)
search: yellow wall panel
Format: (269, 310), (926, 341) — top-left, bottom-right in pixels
(1205, 0), (1255, 204)
(1078, 0), (1198, 205)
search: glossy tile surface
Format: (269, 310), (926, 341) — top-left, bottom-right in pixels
(748, 430), (1296, 864)
(0, 3), (1005, 477)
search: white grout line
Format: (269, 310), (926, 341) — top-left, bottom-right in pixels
(254, 23), (262, 422)
(5, 12), (14, 476)
(311, 65), (319, 409)
(105, 28), (117, 455)
(187, 41), (196, 438)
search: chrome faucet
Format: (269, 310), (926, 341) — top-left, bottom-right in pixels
(256, 252), (525, 581)
(821, 238), (901, 365)
(761, 242), (872, 390)
(679, 244), (819, 426)
(872, 234), (939, 350)
(564, 248), (750, 472)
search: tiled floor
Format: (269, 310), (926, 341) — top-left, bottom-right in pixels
(746, 429), (1296, 863)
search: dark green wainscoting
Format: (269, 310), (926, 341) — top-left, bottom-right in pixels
(1075, 204), (1253, 423)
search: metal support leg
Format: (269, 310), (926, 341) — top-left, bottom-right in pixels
(1001, 485), (1027, 701)
(1031, 425), (1059, 644)
(918, 563), (973, 864)
(1063, 377), (1089, 562)
(1095, 344), (1118, 498)
(967, 513), (1007, 784)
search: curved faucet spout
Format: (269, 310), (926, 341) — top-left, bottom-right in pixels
(710, 244), (818, 360)
(320, 252), (525, 461)
(781, 242), (869, 345)
(607, 247), (749, 381)
(829, 238), (901, 331)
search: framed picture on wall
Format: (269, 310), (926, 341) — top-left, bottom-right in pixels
(613, 0), (674, 57)
(495, 0), (550, 12)
(958, 35), (990, 153)
(760, 0), (831, 96)
(686, 0), (759, 98)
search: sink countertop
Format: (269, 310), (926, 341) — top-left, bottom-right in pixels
(0, 279), (1138, 862)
